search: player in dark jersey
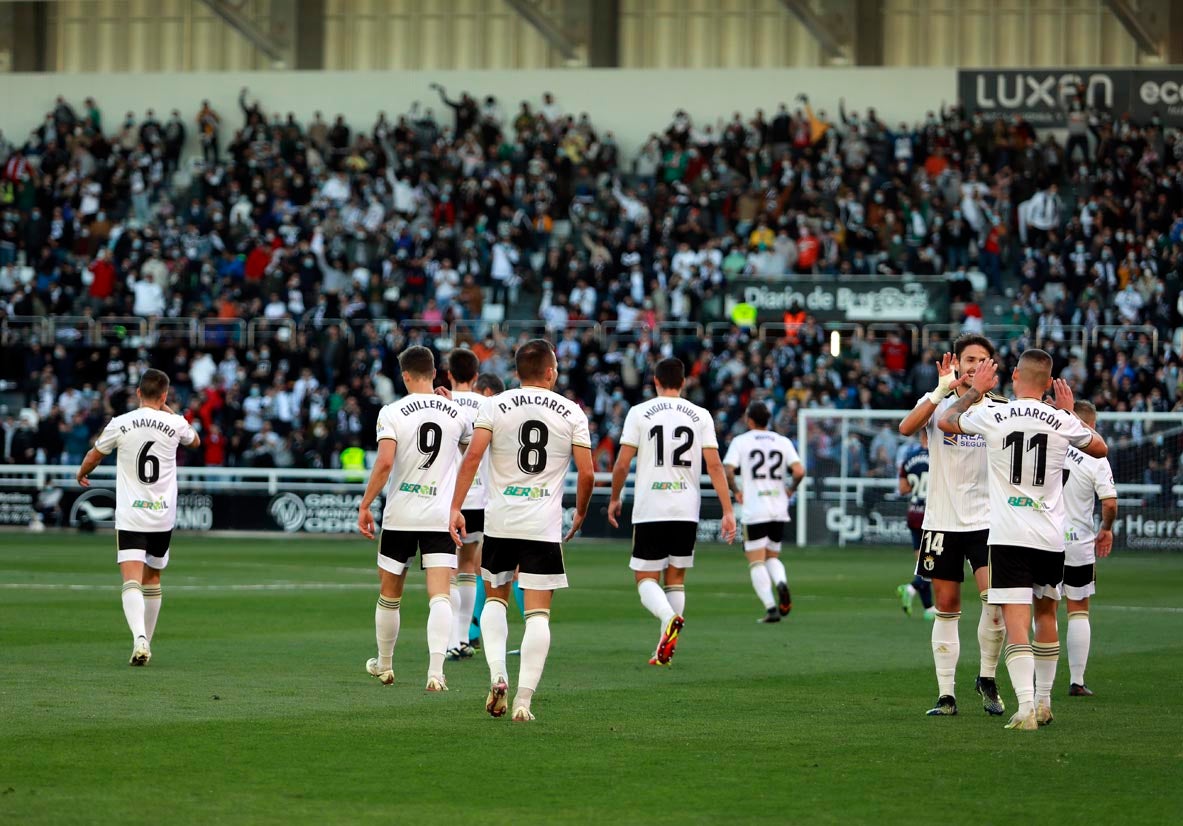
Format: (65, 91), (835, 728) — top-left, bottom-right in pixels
(896, 429), (935, 620)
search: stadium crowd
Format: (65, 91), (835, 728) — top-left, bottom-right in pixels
(1, 85), (1182, 480)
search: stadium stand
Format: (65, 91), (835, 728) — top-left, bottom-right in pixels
(1, 86), (1180, 486)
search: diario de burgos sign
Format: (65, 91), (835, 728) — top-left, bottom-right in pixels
(731, 277), (947, 323)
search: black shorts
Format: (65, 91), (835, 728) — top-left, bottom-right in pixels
(914, 528), (989, 582)
(116, 529), (173, 570)
(630, 521), (697, 572)
(378, 530), (457, 576)
(987, 545), (1065, 604)
(460, 509), (485, 541)
(1062, 563), (1096, 600)
(481, 534), (567, 591)
(743, 521), (786, 551)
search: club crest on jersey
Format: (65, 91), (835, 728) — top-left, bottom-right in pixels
(503, 485), (551, 499)
(650, 481), (689, 491)
(1008, 496), (1048, 511)
(398, 482), (438, 496)
(131, 499), (168, 511)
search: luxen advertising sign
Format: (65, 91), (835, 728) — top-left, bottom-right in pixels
(958, 68), (1183, 128)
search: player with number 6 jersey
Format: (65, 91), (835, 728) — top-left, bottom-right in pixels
(75, 368), (200, 667)
(897, 335), (1009, 718)
(723, 402), (804, 624)
(357, 346), (472, 693)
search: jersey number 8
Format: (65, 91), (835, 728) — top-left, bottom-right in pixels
(517, 420), (549, 474)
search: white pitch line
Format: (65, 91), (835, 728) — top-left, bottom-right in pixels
(0, 582), (421, 592)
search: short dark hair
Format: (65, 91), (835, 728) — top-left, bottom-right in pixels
(448, 348), (479, 384)
(746, 401), (771, 428)
(954, 333), (996, 360)
(398, 345), (436, 379)
(138, 368), (170, 401)
(515, 338), (556, 382)
(1017, 348), (1053, 381)
(1074, 399), (1097, 418)
(474, 373), (505, 395)
(654, 358), (686, 391)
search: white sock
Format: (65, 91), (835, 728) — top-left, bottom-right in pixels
(932, 611), (961, 698)
(447, 579), (462, 651)
(456, 573), (478, 645)
(765, 556), (787, 586)
(143, 584), (162, 643)
(749, 562), (775, 610)
(427, 594), (452, 678)
(977, 592), (1005, 679)
(1033, 641), (1059, 707)
(637, 579), (676, 625)
(122, 581), (146, 641)
(515, 609), (551, 709)
(664, 584), (685, 616)
(905, 583), (917, 598)
(481, 597), (509, 683)
(1005, 643), (1036, 712)
(1067, 611), (1091, 685)
(375, 596), (401, 670)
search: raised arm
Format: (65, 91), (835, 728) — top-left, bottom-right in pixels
(938, 359), (998, 435)
(900, 352), (962, 436)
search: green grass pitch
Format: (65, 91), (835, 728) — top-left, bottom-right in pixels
(1, 534), (1181, 824)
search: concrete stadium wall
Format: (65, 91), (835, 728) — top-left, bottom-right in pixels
(1, 68), (956, 161)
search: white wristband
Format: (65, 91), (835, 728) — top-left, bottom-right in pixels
(926, 389), (945, 405)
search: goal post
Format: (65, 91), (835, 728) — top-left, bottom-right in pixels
(795, 409), (1183, 551)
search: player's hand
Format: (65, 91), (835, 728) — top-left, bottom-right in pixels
(449, 508), (466, 548)
(734, 489), (744, 505)
(434, 386), (453, 401)
(607, 499), (622, 529)
(971, 359), (998, 394)
(720, 512), (737, 544)
(76, 473), (90, 488)
(1095, 528), (1114, 558)
(1051, 378), (1075, 412)
(358, 505), (376, 540)
(563, 510), (587, 543)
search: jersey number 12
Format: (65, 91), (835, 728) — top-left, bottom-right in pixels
(647, 425), (694, 467)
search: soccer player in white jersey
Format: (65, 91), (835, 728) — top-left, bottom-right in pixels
(357, 346), (472, 692)
(444, 350), (504, 661)
(75, 368), (200, 666)
(940, 350), (1108, 730)
(898, 335), (1008, 718)
(1059, 400), (1117, 697)
(722, 402), (805, 623)
(449, 339), (594, 722)
(606, 357), (737, 665)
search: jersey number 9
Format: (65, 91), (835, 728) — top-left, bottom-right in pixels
(417, 422), (443, 469)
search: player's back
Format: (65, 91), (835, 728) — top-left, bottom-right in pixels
(974, 399), (1089, 552)
(452, 390), (491, 511)
(378, 393), (471, 531)
(1061, 446), (1115, 561)
(479, 386), (590, 542)
(624, 396), (717, 525)
(726, 429), (799, 524)
(96, 407), (195, 532)
(921, 392), (1001, 532)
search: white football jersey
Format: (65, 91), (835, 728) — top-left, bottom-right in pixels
(476, 386), (591, 543)
(452, 390), (492, 511)
(377, 393), (472, 531)
(93, 407), (197, 532)
(1061, 446), (1117, 566)
(723, 429), (801, 525)
(620, 396), (718, 524)
(958, 398), (1096, 552)
(919, 392), (1005, 533)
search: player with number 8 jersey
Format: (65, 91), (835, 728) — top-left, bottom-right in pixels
(450, 339), (595, 722)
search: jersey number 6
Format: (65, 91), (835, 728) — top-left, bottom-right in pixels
(137, 441), (161, 484)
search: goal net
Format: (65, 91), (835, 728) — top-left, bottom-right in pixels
(795, 409), (1183, 551)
